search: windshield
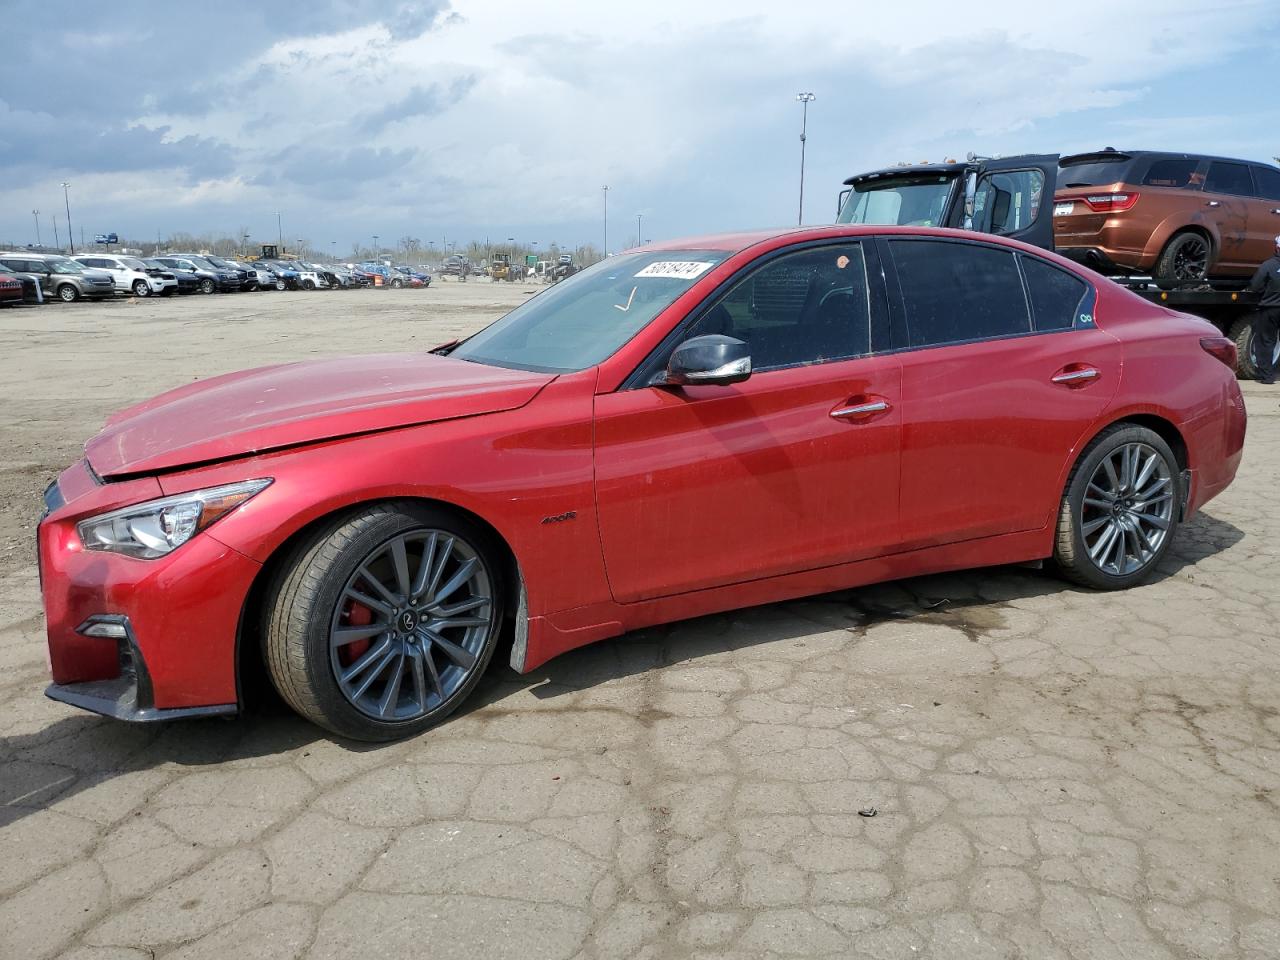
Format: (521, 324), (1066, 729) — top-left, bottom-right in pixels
(187, 256), (218, 271)
(122, 257), (148, 270)
(450, 250), (728, 373)
(48, 258), (85, 273)
(838, 175), (957, 226)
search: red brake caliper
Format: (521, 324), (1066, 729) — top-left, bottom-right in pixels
(338, 601), (374, 666)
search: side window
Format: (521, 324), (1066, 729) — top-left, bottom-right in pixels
(1252, 166), (1280, 202)
(684, 244), (871, 372)
(972, 169), (1044, 235)
(1204, 161), (1254, 197)
(1142, 158), (1200, 189)
(890, 240), (1030, 347)
(1021, 256), (1089, 331)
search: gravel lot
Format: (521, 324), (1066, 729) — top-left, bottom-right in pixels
(2, 283), (1278, 959)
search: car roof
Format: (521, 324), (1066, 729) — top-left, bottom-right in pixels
(1061, 148), (1280, 170)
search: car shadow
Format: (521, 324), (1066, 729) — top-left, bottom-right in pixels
(0, 509), (1245, 828)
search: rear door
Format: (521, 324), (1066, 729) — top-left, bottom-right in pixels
(1201, 160), (1255, 270)
(966, 154), (1058, 250)
(881, 237), (1121, 550)
(1250, 165), (1280, 262)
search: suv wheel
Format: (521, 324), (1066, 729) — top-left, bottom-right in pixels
(57, 283), (79, 303)
(1156, 231), (1211, 283)
(199, 278), (215, 295)
(132, 279), (151, 297)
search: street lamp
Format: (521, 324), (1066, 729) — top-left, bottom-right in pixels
(276, 212), (283, 252)
(32, 209), (40, 248)
(636, 213), (642, 248)
(61, 182), (75, 254)
(795, 93), (815, 226)
(602, 185), (609, 257)
(242, 233), (250, 256)
(372, 235), (379, 258)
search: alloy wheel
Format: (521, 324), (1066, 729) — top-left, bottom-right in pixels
(1079, 441), (1174, 577)
(329, 529), (493, 722)
(1172, 236), (1209, 281)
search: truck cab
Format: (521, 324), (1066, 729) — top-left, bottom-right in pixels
(837, 154), (1059, 251)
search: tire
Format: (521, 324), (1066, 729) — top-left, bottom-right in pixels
(262, 503), (506, 741)
(1155, 231), (1212, 284)
(302, 279), (315, 290)
(1229, 315), (1279, 381)
(1053, 424), (1181, 590)
(391, 278), (403, 289)
(275, 280), (286, 291)
(199, 278), (215, 295)
(57, 283), (79, 303)
(132, 280), (151, 297)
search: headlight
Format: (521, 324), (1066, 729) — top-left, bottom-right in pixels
(77, 479), (271, 559)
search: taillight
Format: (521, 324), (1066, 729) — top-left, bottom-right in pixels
(1082, 192), (1140, 213)
(1200, 336), (1237, 370)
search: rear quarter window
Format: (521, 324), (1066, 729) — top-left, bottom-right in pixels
(1020, 257), (1089, 331)
(1252, 166), (1280, 201)
(1141, 158), (1201, 189)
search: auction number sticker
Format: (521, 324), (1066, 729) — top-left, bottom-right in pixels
(635, 261), (715, 280)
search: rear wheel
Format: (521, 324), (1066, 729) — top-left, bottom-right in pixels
(263, 503), (505, 741)
(1053, 425), (1180, 590)
(1155, 231), (1211, 283)
(132, 280), (150, 297)
(302, 279), (316, 290)
(57, 283), (79, 303)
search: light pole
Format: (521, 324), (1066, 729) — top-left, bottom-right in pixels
(602, 185), (609, 257)
(296, 238), (304, 258)
(242, 233), (250, 256)
(636, 213), (642, 248)
(52, 214), (60, 251)
(32, 210), (40, 248)
(277, 212), (283, 252)
(795, 93), (815, 225)
(372, 235), (379, 259)
(61, 182), (75, 254)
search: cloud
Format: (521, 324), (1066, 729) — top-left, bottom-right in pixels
(1, 0), (1279, 250)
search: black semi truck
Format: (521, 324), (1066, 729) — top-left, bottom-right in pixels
(836, 154), (1274, 379)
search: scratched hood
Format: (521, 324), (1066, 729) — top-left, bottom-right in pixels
(85, 352), (553, 478)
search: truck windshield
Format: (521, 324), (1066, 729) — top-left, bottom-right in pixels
(838, 175), (956, 227)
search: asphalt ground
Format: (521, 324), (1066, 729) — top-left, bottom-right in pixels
(2, 281), (1278, 959)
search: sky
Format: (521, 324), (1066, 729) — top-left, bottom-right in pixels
(3, 0), (1279, 255)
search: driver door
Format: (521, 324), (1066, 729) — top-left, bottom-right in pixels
(593, 241), (903, 604)
(956, 154), (1059, 251)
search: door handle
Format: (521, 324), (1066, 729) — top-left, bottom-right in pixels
(830, 397), (891, 420)
(1205, 200), (1221, 208)
(1051, 367), (1100, 386)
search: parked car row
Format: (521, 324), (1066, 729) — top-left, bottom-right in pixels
(0, 251), (435, 305)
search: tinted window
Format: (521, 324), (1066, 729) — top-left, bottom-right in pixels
(1204, 161), (1254, 197)
(973, 169), (1044, 235)
(1252, 166), (1280, 202)
(890, 240), (1030, 347)
(683, 244), (871, 371)
(1142, 158), (1200, 188)
(1058, 155), (1134, 187)
(1021, 257), (1088, 331)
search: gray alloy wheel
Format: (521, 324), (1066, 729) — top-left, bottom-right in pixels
(199, 277), (215, 294)
(1054, 425), (1180, 590)
(132, 279), (150, 297)
(275, 279), (286, 291)
(263, 503), (505, 740)
(57, 283), (78, 302)
(391, 278), (404, 288)
(329, 530), (492, 722)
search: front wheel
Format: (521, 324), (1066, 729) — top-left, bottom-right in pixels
(391, 278), (403, 288)
(262, 503), (505, 741)
(199, 278), (215, 295)
(132, 280), (151, 297)
(57, 284), (79, 303)
(1053, 425), (1180, 590)
(302, 279), (315, 290)
(275, 279), (286, 291)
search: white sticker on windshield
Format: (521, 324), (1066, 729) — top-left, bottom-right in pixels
(634, 261), (715, 280)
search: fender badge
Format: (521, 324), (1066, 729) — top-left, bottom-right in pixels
(541, 511), (577, 525)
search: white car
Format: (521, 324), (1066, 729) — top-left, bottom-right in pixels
(74, 254), (175, 297)
(239, 262), (282, 291)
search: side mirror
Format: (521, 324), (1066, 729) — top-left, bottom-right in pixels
(837, 187), (852, 217)
(659, 334), (751, 387)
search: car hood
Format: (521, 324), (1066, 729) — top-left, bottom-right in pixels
(85, 353), (554, 478)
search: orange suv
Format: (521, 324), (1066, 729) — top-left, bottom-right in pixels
(1053, 149), (1280, 282)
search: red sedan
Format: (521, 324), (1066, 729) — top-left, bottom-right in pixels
(37, 226), (1246, 740)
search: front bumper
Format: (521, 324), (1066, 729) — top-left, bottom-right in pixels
(39, 464), (261, 716)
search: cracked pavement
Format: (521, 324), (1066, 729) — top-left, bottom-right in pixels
(2, 284), (1279, 959)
